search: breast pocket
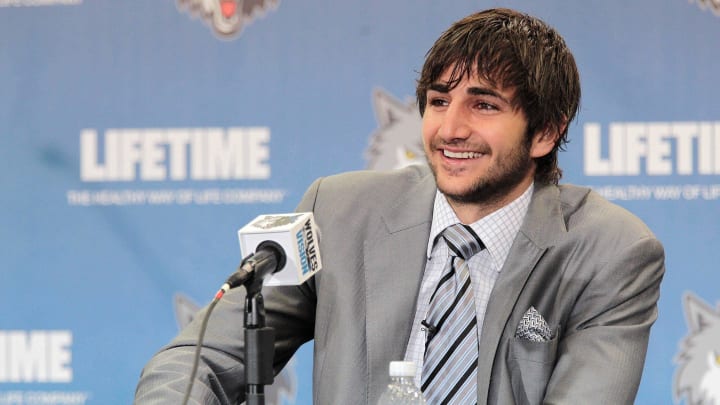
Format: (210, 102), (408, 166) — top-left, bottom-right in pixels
(507, 326), (559, 405)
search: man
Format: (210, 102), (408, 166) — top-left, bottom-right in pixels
(135, 8), (664, 404)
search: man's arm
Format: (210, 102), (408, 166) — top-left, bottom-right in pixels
(134, 180), (323, 404)
(134, 281), (315, 404)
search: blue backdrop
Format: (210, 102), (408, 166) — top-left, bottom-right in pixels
(1, 1), (719, 404)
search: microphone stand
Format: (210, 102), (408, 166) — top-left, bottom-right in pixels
(243, 271), (275, 405)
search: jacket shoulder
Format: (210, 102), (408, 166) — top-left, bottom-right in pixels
(301, 165), (431, 210)
(555, 184), (659, 246)
(322, 164), (431, 195)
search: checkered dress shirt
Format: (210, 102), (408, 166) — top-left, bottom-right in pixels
(404, 184), (533, 386)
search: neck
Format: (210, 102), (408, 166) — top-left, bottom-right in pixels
(447, 179), (533, 224)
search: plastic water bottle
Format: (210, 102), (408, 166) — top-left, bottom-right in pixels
(377, 361), (427, 405)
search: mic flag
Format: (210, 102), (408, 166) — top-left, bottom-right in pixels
(238, 212), (322, 286)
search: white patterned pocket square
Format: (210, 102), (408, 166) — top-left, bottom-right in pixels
(515, 306), (553, 342)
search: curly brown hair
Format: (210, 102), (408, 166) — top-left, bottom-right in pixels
(416, 8), (581, 185)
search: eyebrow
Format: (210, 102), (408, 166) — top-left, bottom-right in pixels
(428, 83), (511, 104)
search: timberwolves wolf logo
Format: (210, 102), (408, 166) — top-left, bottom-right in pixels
(252, 214), (301, 229)
(690, 0), (720, 16)
(174, 293), (298, 404)
(674, 293), (720, 404)
(365, 88), (425, 170)
(177, 0), (279, 39)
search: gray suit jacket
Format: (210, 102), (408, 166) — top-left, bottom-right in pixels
(135, 165), (665, 405)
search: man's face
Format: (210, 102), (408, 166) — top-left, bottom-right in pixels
(422, 69), (549, 207)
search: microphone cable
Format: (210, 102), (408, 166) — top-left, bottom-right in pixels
(180, 264), (244, 405)
(180, 242), (284, 405)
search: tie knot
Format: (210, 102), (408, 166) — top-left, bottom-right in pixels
(442, 223), (485, 260)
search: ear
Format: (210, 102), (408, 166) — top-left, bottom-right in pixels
(529, 121), (566, 158)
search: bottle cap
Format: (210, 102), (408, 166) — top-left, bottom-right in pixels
(388, 361), (416, 377)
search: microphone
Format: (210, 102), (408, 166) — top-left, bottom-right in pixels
(223, 240), (287, 289)
(182, 213), (322, 405)
(236, 212), (322, 287)
(421, 320), (438, 342)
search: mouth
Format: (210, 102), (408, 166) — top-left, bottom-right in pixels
(442, 149), (484, 159)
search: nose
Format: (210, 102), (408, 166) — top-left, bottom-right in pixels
(437, 103), (471, 142)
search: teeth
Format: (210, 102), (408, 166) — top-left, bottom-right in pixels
(443, 150), (482, 159)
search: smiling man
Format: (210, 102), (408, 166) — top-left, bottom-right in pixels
(136, 8), (665, 405)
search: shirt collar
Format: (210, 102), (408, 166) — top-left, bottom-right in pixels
(427, 184), (534, 272)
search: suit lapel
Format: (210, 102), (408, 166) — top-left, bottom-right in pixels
(364, 170), (436, 401)
(476, 183), (567, 403)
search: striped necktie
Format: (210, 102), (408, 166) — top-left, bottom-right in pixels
(421, 223), (485, 405)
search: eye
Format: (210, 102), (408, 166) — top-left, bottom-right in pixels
(428, 98), (448, 107)
(404, 149), (417, 159)
(715, 351), (720, 366)
(475, 101), (498, 111)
